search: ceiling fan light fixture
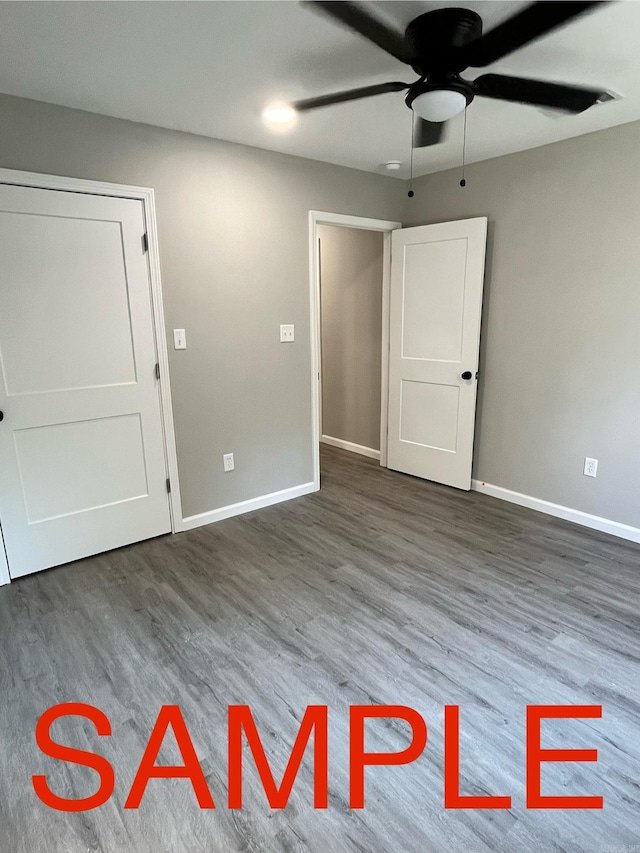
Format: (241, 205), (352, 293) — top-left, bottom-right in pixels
(411, 89), (467, 123)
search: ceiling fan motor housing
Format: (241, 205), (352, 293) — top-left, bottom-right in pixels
(405, 8), (482, 113)
(406, 8), (483, 74)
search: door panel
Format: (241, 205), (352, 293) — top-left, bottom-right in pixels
(0, 214), (137, 394)
(399, 380), (460, 451)
(14, 414), (148, 523)
(401, 238), (467, 361)
(387, 218), (487, 490)
(0, 184), (171, 578)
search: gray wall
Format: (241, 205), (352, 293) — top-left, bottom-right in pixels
(1, 92), (637, 529)
(318, 224), (384, 451)
(404, 121), (640, 527)
(0, 94), (405, 518)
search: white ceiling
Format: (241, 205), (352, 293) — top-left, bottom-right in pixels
(1, 1), (639, 178)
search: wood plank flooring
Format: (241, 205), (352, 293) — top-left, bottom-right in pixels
(1, 444), (639, 852)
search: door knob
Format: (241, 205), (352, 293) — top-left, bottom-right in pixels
(461, 371), (473, 380)
(0, 411), (3, 422)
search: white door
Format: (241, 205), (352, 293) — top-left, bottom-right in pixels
(387, 217), (487, 490)
(0, 184), (171, 578)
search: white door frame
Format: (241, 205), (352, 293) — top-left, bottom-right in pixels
(0, 168), (182, 585)
(309, 211), (401, 490)
(0, 527), (9, 587)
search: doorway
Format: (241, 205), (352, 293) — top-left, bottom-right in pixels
(0, 170), (180, 583)
(309, 212), (401, 490)
(318, 223), (384, 459)
(309, 212), (487, 493)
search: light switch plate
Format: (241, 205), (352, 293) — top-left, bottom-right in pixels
(280, 324), (295, 343)
(173, 329), (187, 350)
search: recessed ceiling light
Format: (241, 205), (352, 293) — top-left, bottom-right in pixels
(385, 161), (402, 171)
(262, 103), (297, 128)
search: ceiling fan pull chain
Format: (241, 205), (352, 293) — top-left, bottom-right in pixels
(460, 106), (467, 188)
(408, 111), (415, 198)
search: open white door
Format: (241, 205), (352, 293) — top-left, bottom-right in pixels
(0, 184), (171, 578)
(387, 217), (487, 490)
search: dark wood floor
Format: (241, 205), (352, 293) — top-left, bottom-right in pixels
(1, 445), (639, 852)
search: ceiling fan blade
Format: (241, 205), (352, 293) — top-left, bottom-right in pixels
(414, 118), (446, 148)
(474, 73), (608, 113)
(459, 1), (604, 68)
(294, 81), (409, 112)
(305, 1), (415, 64)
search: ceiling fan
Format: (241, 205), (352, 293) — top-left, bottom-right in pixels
(295, 1), (611, 147)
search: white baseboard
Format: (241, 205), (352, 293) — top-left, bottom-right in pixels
(321, 435), (381, 460)
(181, 481), (316, 532)
(471, 479), (640, 545)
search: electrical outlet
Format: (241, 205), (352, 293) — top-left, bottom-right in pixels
(223, 453), (234, 472)
(280, 324), (295, 343)
(173, 329), (187, 350)
(584, 457), (598, 478)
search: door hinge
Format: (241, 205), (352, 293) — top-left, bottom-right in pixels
(142, 232), (149, 253)
(155, 362), (160, 380)
(166, 478), (171, 494)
